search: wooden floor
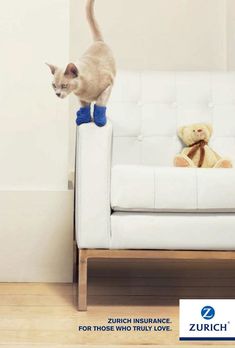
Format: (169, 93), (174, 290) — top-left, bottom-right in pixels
(1, 259), (235, 347)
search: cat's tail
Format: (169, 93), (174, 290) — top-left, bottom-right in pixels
(86, 0), (104, 42)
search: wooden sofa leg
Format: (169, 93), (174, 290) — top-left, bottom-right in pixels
(78, 249), (88, 311)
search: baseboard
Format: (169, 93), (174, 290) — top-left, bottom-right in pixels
(0, 190), (74, 282)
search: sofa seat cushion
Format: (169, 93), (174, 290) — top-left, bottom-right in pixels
(111, 165), (235, 212)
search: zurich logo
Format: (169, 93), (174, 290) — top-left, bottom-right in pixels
(201, 306), (215, 320)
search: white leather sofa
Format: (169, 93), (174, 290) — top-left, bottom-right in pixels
(76, 71), (235, 310)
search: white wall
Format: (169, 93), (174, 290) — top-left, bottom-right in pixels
(227, 0), (235, 70)
(0, 0), (69, 190)
(70, 0), (227, 71)
(0, 0), (73, 282)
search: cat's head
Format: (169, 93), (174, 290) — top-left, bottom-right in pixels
(46, 63), (79, 99)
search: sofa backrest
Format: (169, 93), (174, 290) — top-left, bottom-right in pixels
(108, 71), (235, 167)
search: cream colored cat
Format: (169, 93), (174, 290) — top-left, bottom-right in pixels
(47, 0), (116, 126)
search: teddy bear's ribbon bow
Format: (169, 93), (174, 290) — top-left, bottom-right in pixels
(188, 140), (208, 168)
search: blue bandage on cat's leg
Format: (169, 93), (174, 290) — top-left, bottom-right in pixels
(76, 105), (91, 126)
(93, 104), (107, 127)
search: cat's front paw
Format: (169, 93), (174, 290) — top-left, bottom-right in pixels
(76, 106), (91, 126)
(93, 104), (107, 127)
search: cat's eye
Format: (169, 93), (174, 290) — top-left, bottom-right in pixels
(52, 83), (56, 89)
(61, 84), (68, 89)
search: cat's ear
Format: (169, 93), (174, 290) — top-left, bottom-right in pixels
(46, 63), (58, 75)
(64, 63), (79, 78)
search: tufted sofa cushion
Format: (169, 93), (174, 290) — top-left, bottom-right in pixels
(109, 72), (235, 167)
(111, 165), (235, 212)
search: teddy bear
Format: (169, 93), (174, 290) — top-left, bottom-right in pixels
(174, 123), (232, 168)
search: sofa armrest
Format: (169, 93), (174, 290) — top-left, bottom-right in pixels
(76, 122), (112, 248)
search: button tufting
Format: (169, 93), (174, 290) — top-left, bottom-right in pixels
(137, 135), (143, 142)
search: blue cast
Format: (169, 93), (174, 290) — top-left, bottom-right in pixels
(93, 104), (107, 127)
(76, 105), (91, 126)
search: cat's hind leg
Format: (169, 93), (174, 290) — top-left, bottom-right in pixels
(76, 101), (91, 126)
(94, 85), (112, 127)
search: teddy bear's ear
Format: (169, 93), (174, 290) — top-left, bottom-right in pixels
(178, 126), (185, 140)
(205, 124), (213, 137)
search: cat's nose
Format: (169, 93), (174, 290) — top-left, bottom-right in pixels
(197, 129), (202, 132)
(56, 92), (61, 97)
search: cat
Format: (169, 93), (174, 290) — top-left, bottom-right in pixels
(46, 0), (116, 127)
